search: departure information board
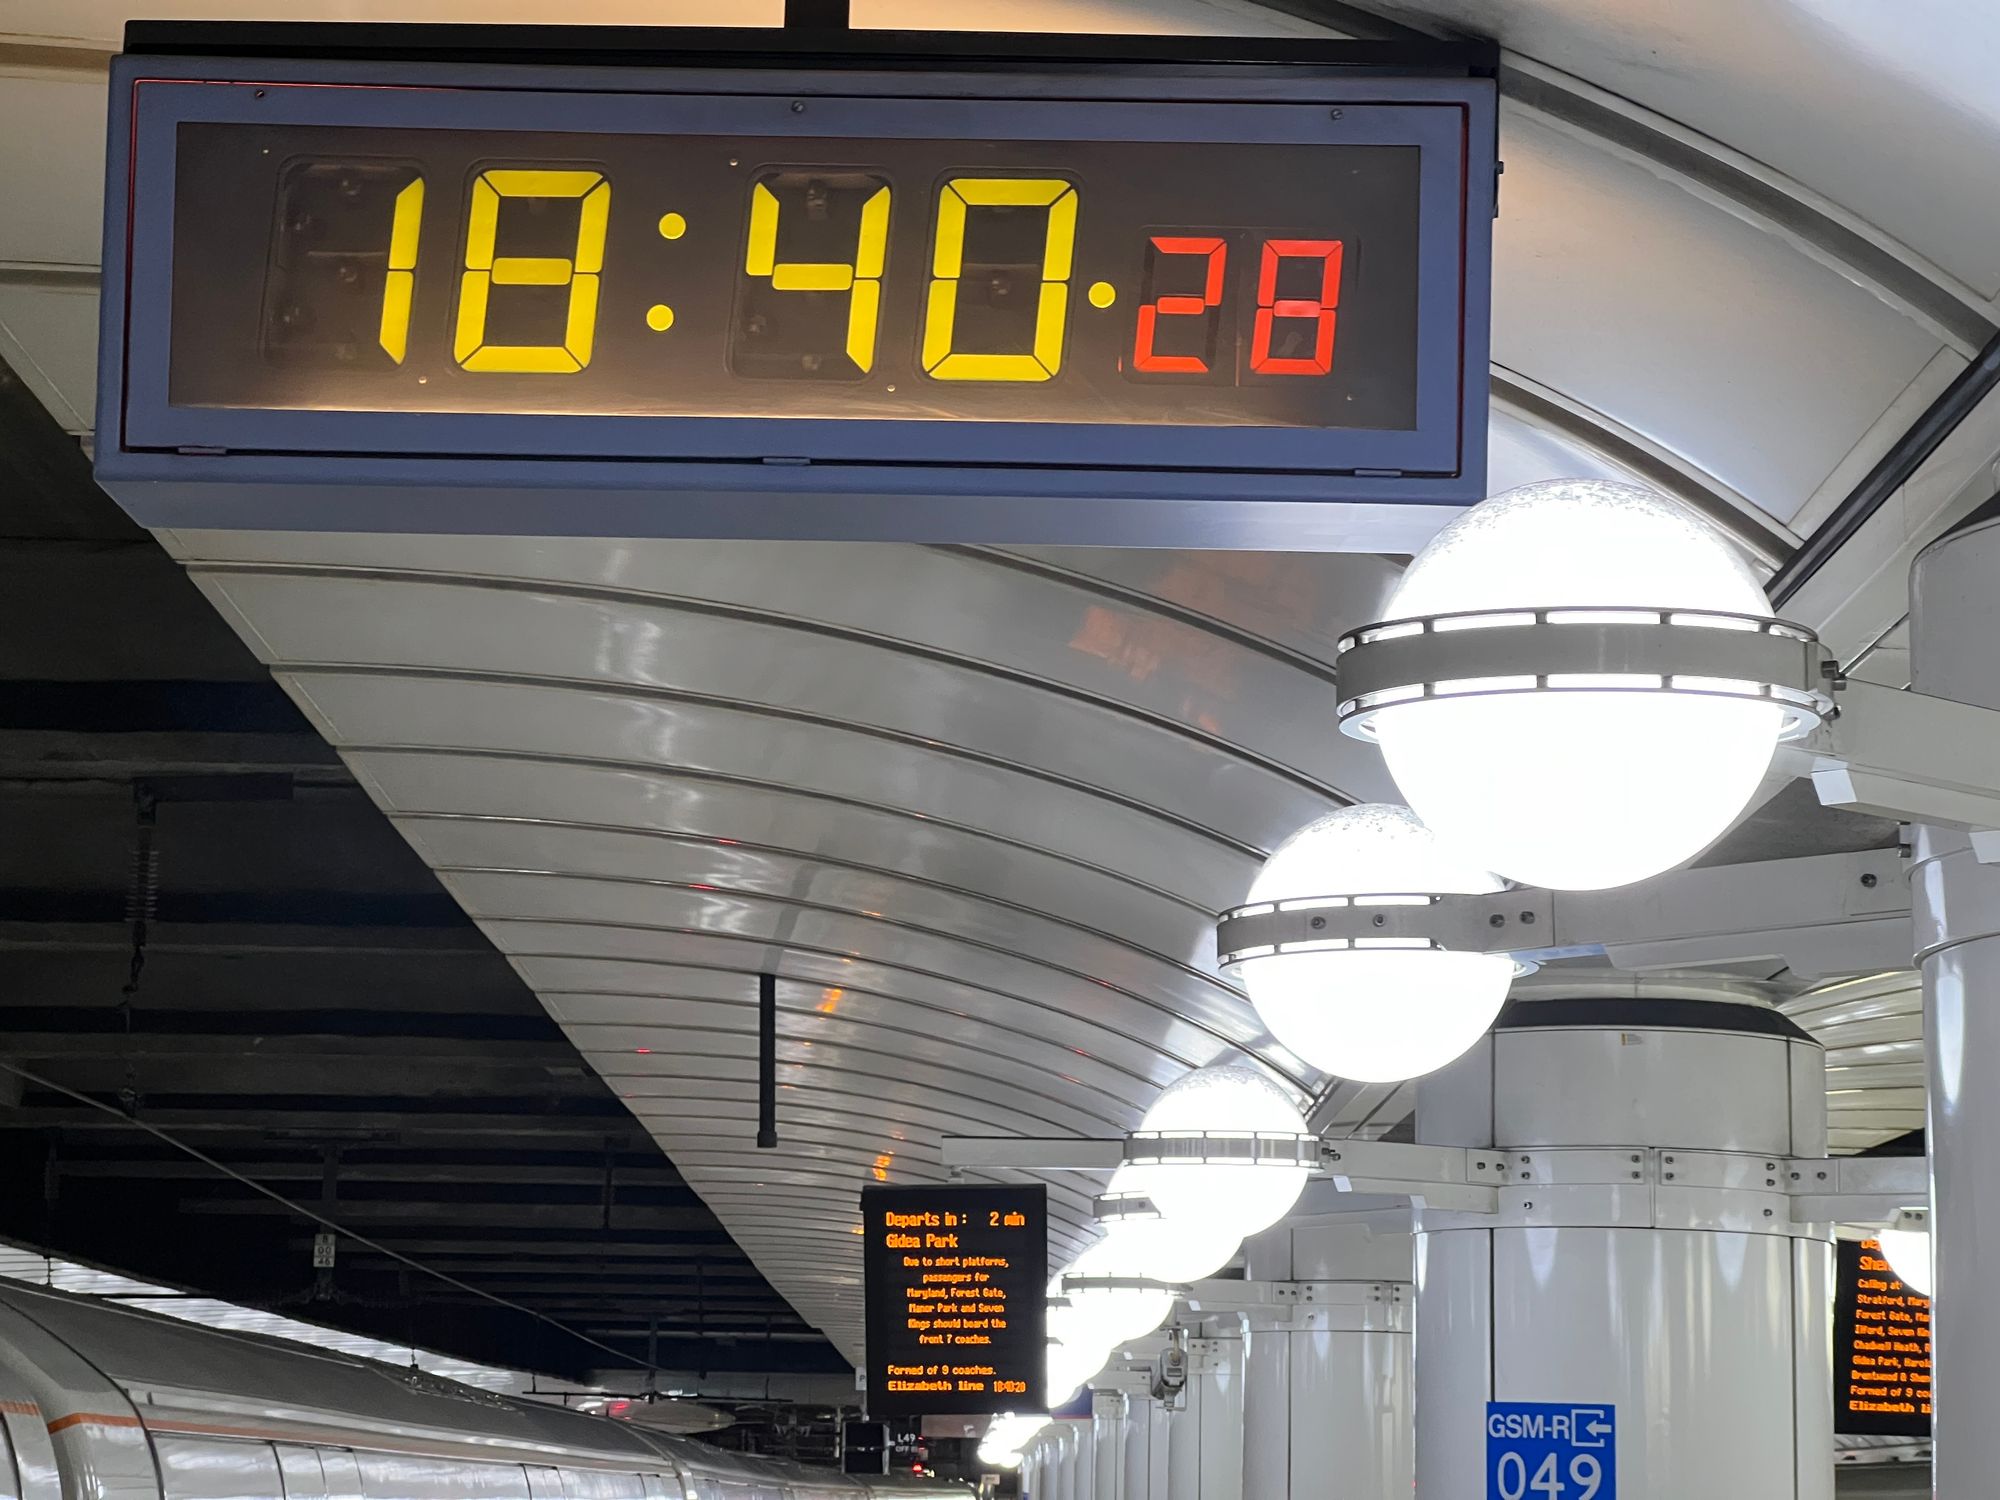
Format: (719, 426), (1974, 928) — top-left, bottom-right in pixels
(94, 27), (1498, 545)
(861, 1183), (1046, 1418)
(1834, 1238), (1931, 1437)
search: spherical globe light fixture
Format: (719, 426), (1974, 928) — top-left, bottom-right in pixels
(1059, 1237), (1176, 1352)
(1336, 480), (1831, 891)
(1123, 1064), (1315, 1238)
(1878, 1211), (1932, 1298)
(978, 1414), (1049, 1470)
(1224, 803), (1515, 1082)
(1044, 1274), (1112, 1408)
(1095, 1166), (1243, 1283)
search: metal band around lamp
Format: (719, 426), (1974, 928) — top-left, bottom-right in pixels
(1215, 890), (1551, 974)
(1093, 1191), (1160, 1224)
(1332, 606), (1837, 741)
(1061, 1273), (1189, 1297)
(1122, 1129), (1323, 1169)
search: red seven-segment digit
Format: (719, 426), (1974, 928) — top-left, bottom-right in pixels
(1251, 238), (1343, 375)
(1133, 236), (1228, 373)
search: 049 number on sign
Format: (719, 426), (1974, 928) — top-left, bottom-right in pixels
(1486, 1402), (1616, 1500)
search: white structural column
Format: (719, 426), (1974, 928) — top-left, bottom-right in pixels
(1165, 1323), (1245, 1500)
(1021, 1444), (1044, 1500)
(1072, 1417), (1096, 1500)
(1239, 1211), (1415, 1499)
(1413, 998), (1834, 1499)
(1908, 516), (2000, 1496)
(1093, 1392), (1127, 1499)
(1124, 1394), (1168, 1500)
(1052, 1423), (1078, 1500)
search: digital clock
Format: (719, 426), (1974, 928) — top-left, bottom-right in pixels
(169, 123), (1419, 432)
(97, 27), (1499, 546)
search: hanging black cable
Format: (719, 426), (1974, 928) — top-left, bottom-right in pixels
(0, 1060), (646, 1370)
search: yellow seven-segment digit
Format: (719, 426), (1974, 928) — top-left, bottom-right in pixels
(377, 176), (425, 365)
(744, 179), (891, 373)
(921, 177), (1077, 382)
(453, 168), (610, 374)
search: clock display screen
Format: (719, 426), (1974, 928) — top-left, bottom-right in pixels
(167, 118), (1424, 430)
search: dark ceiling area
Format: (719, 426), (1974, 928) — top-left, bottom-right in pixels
(0, 352), (841, 1384)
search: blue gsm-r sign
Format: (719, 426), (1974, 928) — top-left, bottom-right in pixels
(1486, 1402), (1616, 1500)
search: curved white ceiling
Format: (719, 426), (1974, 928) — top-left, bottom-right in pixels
(3, 0), (1983, 1357)
(163, 535), (1417, 1354)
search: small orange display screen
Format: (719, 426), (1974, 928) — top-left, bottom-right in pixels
(861, 1183), (1046, 1418)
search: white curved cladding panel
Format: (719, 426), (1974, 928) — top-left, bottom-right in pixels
(1092, 1396), (1126, 1500)
(194, 550), (1403, 815)
(1417, 1227), (1823, 1499)
(168, 534), (1441, 1354)
(1410, 1232), (1490, 1500)
(1165, 1337), (1242, 1500)
(1491, 106), (1950, 520)
(1242, 1321), (1413, 1500)
(1492, 1028), (1798, 1154)
(1121, 1402), (1164, 1500)
(1070, 1422), (1096, 1500)
(1357, 0), (2000, 302)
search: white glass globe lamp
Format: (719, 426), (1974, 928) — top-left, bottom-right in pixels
(1232, 803), (1515, 1081)
(1095, 1166), (1243, 1283)
(978, 1414), (1049, 1469)
(1059, 1237), (1175, 1352)
(1124, 1064), (1313, 1238)
(1878, 1216), (1933, 1298)
(1354, 479), (1804, 891)
(1044, 1275), (1112, 1407)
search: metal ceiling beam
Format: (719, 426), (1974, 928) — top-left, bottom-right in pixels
(387, 1273), (773, 1292)
(53, 1159), (683, 1186)
(0, 890), (470, 927)
(0, 1032), (581, 1063)
(0, 1034), (582, 1066)
(179, 1199), (720, 1230)
(312, 1248), (756, 1272)
(0, 1106), (648, 1140)
(0, 729), (345, 786)
(0, 951), (539, 1013)
(0, 1007), (564, 1041)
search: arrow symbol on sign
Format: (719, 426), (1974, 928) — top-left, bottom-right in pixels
(1586, 1421), (1612, 1440)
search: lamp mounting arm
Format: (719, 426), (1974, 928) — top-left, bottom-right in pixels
(1796, 676), (2000, 850)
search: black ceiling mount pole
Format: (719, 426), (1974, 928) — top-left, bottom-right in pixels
(757, 972), (778, 1149)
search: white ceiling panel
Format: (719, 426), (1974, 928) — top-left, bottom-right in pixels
(1491, 106), (1952, 520)
(158, 536), (1397, 1358)
(1781, 971), (1925, 1151)
(0, 69), (106, 266)
(0, 282), (97, 433)
(1360, 0), (2000, 304)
